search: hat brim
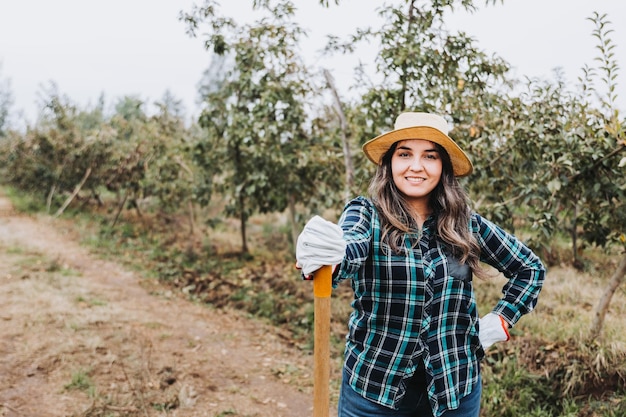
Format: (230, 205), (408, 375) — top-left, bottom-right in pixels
(362, 126), (473, 177)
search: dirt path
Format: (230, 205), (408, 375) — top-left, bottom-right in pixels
(0, 195), (330, 417)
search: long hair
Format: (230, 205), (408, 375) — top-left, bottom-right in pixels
(368, 142), (484, 276)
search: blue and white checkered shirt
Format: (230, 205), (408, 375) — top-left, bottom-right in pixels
(334, 197), (545, 416)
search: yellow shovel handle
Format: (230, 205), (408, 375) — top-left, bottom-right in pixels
(313, 264), (333, 417)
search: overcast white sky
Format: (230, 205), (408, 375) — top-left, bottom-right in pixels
(1, 0), (624, 127)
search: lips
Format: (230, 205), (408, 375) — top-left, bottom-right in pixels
(405, 177), (426, 183)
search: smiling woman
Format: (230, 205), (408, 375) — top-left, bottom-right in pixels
(296, 111), (546, 417)
(389, 139), (443, 220)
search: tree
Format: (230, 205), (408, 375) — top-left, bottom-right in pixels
(459, 13), (625, 339)
(575, 13), (625, 339)
(105, 95), (198, 228)
(3, 84), (115, 212)
(322, 0), (511, 199)
(183, 0), (344, 253)
(144, 95), (198, 234)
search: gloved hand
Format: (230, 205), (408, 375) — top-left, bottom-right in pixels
(296, 215), (346, 277)
(479, 312), (510, 350)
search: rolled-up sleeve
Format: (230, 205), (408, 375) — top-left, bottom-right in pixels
(472, 213), (546, 326)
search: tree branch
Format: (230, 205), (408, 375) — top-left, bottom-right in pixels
(568, 143), (625, 182)
(54, 167), (92, 217)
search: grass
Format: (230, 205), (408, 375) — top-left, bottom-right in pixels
(2, 185), (46, 213)
(519, 266), (626, 345)
(5, 245), (25, 255)
(3, 185), (625, 415)
(65, 368), (96, 398)
(74, 295), (108, 307)
(214, 411), (237, 417)
(474, 255), (626, 416)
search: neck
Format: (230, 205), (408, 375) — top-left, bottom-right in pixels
(409, 205), (432, 228)
(408, 201), (432, 219)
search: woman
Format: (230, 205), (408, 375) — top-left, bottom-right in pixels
(296, 112), (546, 417)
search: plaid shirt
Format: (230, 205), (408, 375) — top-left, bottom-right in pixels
(334, 197), (545, 416)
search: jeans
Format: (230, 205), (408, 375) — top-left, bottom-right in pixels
(337, 369), (482, 417)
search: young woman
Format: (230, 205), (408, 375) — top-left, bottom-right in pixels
(296, 112), (546, 417)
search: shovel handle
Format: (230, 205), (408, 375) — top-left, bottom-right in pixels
(313, 264), (333, 298)
(313, 265), (333, 417)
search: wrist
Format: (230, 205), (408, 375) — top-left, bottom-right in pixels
(499, 315), (511, 341)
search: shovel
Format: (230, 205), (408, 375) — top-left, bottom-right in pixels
(313, 264), (333, 417)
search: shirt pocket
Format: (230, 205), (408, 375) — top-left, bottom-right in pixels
(429, 254), (477, 335)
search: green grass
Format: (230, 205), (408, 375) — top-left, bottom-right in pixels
(74, 295), (107, 307)
(64, 368), (96, 398)
(2, 185), (47, 213)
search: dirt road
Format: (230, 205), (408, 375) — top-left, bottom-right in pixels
(0, 194), (326, 417)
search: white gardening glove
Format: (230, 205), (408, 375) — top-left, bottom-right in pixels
(296, 215), (346, 277)
(479, 312), (510, 350)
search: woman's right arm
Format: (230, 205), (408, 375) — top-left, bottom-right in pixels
(334, 197), (374, 285)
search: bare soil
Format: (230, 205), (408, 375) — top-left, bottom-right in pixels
(0, 194), (330, 417)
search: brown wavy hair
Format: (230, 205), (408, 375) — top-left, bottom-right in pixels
(367, 141), (484, 277)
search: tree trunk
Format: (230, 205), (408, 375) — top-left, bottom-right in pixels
(46, 184), (57, 214)
(239, 192), (248, 254)
(323, 69), (354, 201)
(571, 203), (583, 270)
(111, 190), (129, 228)
(187, 199), (195, 236)
(589, 253), (626, 340)
(288, 194), (298, 250)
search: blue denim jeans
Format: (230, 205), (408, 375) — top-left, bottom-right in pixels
(337, 369), (482, 417)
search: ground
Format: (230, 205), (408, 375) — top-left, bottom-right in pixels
(0, 194), (332, 417)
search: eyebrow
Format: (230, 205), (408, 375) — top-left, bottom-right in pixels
(396, 145), (439, 152)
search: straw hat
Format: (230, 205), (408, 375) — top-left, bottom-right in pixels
(362, 112), (473, 177)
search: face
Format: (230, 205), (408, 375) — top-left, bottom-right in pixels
(390, 139), (443, 210)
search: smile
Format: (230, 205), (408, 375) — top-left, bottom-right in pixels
(405, 177), (426, 183)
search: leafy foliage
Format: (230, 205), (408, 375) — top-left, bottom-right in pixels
(185, 0), (344, 252)
(0, 86), (198, 226)
(3, 88), (114, 208)
(321, 0), (513, 202)
(462, 13), (625, 266)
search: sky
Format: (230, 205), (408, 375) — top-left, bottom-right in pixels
(0, 0), (625, 128)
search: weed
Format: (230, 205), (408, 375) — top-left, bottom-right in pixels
(481, 355), (562, 416)
(67, 322), (81, 331)
(65, 368), (96, 397)
(151, 396), (179, 411)
(5, 245), (24, 255)
(45, 257), (63, 272)
(74, 296), (107, 307)
(215, 410), (237, 417)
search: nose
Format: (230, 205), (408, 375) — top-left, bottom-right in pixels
(409, 157), (423, 171)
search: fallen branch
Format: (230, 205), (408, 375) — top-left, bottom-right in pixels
(1, 403), (21, 414)
(104, 405), (139, 412)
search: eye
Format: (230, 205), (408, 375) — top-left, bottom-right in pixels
(425, 152), (439, 160)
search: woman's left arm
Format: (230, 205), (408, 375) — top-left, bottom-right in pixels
(473, 213), (547, 327)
